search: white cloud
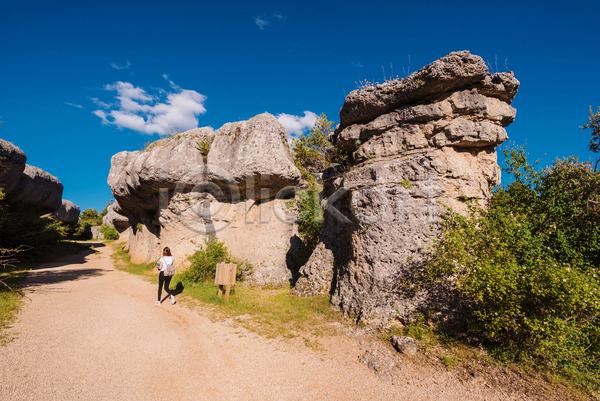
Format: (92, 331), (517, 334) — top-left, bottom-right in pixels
(89, 97), (111, 109)
(65, 102), (83, 109)
(93, 110), (109, 124)
(92, 79), (207, 135)
(254, 16), (268, 30)
(351, 61), (364, 68)
(162, 74), (180, 90)
(273, 13), (286, 21)
(276, 111), (318, 141)
(110, 60), (131, 70)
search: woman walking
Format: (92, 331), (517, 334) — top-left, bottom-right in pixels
(155, 247), (175, 305)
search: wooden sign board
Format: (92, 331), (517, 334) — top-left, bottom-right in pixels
(215, 263), (237, 301)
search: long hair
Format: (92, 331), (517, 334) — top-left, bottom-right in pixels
(163, 247), (171, 256)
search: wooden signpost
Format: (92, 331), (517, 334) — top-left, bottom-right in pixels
(215, 263), (237, 301)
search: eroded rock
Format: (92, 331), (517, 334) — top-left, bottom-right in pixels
(107, 115), (301, 285)
(5, 165), (63, 215)
(295, 51), (519, 325)
(47, 199), (80, 225)
(338, 51), (518, 131)
(391, 336), (418, 356)
(0, 140), (27, 196)
(102, 200), (129, 231)
(208, 113), (301, 198)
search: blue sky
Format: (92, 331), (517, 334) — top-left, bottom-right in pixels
(1, 0), (599, 212)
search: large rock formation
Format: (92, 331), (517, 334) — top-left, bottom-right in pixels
(0, 140), (27, 196)
(208, 114), (301, 197)
(5, 164), (63, 215)
(107, 113), (301, 285)
(102, 200), (129, 231)
(293, 51), (519, 325)
(43, 199), (80, 225)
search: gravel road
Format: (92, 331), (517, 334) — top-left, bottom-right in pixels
(0, 243), (527, 400)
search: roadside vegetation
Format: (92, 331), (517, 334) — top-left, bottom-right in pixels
(412, 145), (600, 397)
(0, 191), (90, 345)
(110, 240), (346, 344)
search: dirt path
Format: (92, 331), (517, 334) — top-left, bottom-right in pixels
(0, 243), (528, 400)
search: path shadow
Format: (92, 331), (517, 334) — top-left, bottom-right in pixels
(23, 242), (108, 290)
(30, 242), (106, 271)
(25, 268), (105, 288)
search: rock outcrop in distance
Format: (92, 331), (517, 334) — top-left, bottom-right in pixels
(107, 113), (302, 286)
(0, 139), (67, 216)
(293, 51), (520, 326)
(43, 199), (80, 225)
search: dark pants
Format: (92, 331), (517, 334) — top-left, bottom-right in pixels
(158, 271), (173, 301)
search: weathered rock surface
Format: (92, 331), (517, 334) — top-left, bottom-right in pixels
(391, 336), (418, 356)
(90, 225), (104, 240)
(208, 113), (301, 198)
(102, 200), (129, 230)
(45, 199), (80, 225)
(0, 140), (27, 196)
(107, 115), (301, 285)
(5, 165), (63, 215)
(108, 128), (214, 214)
(294, 51), (519, 325)
(337, 50), (518, 131)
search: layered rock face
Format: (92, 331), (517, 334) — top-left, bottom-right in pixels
(5, 164), (63, 215)
(107, 113), (301, 285)
(294, 51), (519, 325)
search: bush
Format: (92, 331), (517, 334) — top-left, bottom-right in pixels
(74, 208), (103, 237)
(182, 238), (251, 285)
(425, 146), (600, 382)
(291, 113), (347, 175)
(98, 223), (119, 240)
(296, 188), (323, 250)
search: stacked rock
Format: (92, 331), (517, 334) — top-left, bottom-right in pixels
(293, 51), (519, 325)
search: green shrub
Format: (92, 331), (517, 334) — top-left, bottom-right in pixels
(98, 223), (118, 240)
(74, 208), (103, 237)
(291, 113), (347, 175)
(425, 146), (600, 383)
(196, 134), (215, 157)
(182, 237), (251, 285)
(296, 188), (323, 250)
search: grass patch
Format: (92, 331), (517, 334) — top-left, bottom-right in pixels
(110, 245), (155, 277)
(0, 241), (90, 345)
(110, 242), (346, 342)
(0, 269), (28, 345)
(177, 279), (340, 339)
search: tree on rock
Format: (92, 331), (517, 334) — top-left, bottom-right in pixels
(581, 105), (600, 171)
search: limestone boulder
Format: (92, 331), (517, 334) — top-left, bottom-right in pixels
(107, 128), (213, 215)
(102, 200), (129, 230)
(208, 113), (301, 198)
(106, 116), (302, 283)
(48, 199), (80, 225)
(0, 139), (27, 196)
(5, 165), (63, 215)
(295, 51), (520, 326)
(337, 51), (519, 131)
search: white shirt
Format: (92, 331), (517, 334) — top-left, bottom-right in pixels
(159, 256), (174, 272)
